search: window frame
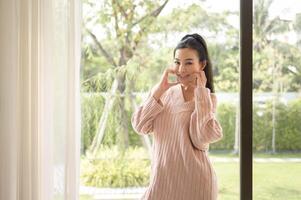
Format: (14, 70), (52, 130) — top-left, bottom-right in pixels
(240, 0), (253, 199)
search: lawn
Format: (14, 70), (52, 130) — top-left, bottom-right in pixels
(80, 153), (301, 200)
(213, 162), (301, 200)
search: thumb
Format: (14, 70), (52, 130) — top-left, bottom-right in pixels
(168, 81), (179, 87)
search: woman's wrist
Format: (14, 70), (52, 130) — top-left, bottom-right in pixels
(152, 89), (164, 102)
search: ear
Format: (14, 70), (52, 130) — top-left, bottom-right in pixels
(199, 60), (207, 70)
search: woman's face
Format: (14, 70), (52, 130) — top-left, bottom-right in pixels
(174, 48), (205, 87)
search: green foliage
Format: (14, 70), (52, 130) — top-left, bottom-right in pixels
(81, 93), (301, 154)
(81, 93), (104, 154)
(209, 98), (301, 151)
(253, 102), (273, 151)
(275, 100), (301, 150)
(210, 103), (236, 150)
(153, 4), (230, 34)
(80, 0), (301, 155)
(253, 0), (301, 93)
(81, 69), (115, 92)
(253, 0), (289, 49)
(210, 35), (239, 92)
(81, 42), (112, 83)
(81, 93), (143, 155)
(82, 0), (301, 94)
(80, 97), (301, 188)
(253, 99), (301, 151)
(126, 46), (173, 92)
(81, 145), (150, 187)
(295, 13), (301, 48)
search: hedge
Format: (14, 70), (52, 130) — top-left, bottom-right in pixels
(80, 98), (301, 188)
(81, 145), (150, 188)
(81, 93), (301, 152)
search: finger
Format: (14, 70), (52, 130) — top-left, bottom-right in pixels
(195, 73), (202, 86)
(192, 70), (201, 75)
(192, 70), (202, 80)
(198, 76), (202, 86)
(201, 71), (207, 82)
(194, 71), (204, 86)
(168, 81), (179, 87)
(200, 71), (207, 86)
(164, 67), (174, 76)
(166, 68), (177, 74)
(168, 79), (180, 87)
(162, 70), (169, 80)
(164, 70), (172, 79)
(164, 67), (177, 82)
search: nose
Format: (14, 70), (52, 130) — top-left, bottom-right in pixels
(177, 64), (187, 76)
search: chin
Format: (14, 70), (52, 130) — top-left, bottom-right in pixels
(180, 82), (188, 86)
(179, 81), (193, 88)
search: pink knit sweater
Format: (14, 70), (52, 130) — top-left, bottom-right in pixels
(131, 83), (223, 200)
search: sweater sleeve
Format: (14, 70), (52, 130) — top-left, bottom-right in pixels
(131, 87), (168, 135)
(189, 86), (223, 150)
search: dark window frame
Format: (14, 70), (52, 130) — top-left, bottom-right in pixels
(240, 0), (253, 199)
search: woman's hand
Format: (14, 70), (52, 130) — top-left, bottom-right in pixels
(195, 70), (207, 87)
(185, 70), (207, 89)
(152, 66), (179, 101)
(159, 66), (179, 91)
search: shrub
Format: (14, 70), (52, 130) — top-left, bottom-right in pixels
(81, 93), (104, 154)
(210, 102), (236, 150)
(275, 99), (301, 151)
(81, 93), (301, 153)
(81, 145), (150, 188)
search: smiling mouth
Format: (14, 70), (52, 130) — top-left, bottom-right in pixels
(176, 74), (197, 83)
(177, 74), (190, 78)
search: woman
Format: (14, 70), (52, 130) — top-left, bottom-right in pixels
(131, 33), (223, 200)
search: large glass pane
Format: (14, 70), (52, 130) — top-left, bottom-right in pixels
(253, 0), (301, 199)
(80, 0), (239, 199)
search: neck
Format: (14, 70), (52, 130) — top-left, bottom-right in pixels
(181, 84), (194, 92)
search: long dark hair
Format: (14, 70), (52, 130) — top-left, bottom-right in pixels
(173, 33), (215, 93)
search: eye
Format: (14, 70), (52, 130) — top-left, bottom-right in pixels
(186, 62), (193, 65)
(174, 61), (180, 65)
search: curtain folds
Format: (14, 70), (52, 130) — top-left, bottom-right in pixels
(0, 0), (81, 200)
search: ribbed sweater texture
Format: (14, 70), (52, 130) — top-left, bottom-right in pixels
(131, 84), (223, 200)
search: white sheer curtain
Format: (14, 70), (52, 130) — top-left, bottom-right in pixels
(0, 0), (81, 200)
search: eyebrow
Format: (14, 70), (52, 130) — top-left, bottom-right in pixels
(174, 58), (194, 61)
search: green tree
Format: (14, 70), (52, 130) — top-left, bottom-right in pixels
(253, 0), (301, 153)
(82, 0), (170, 155)
(294, 13), (301, 48)
(253, 0), (290, 91)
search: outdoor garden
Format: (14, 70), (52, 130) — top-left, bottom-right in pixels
(79, 0), (301, 199)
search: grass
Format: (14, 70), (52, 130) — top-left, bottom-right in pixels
(213, 162), (301, 200)
(80, 152), (301, 200)
(209, 151), (301, 158)
(79, 195), (93, 200)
